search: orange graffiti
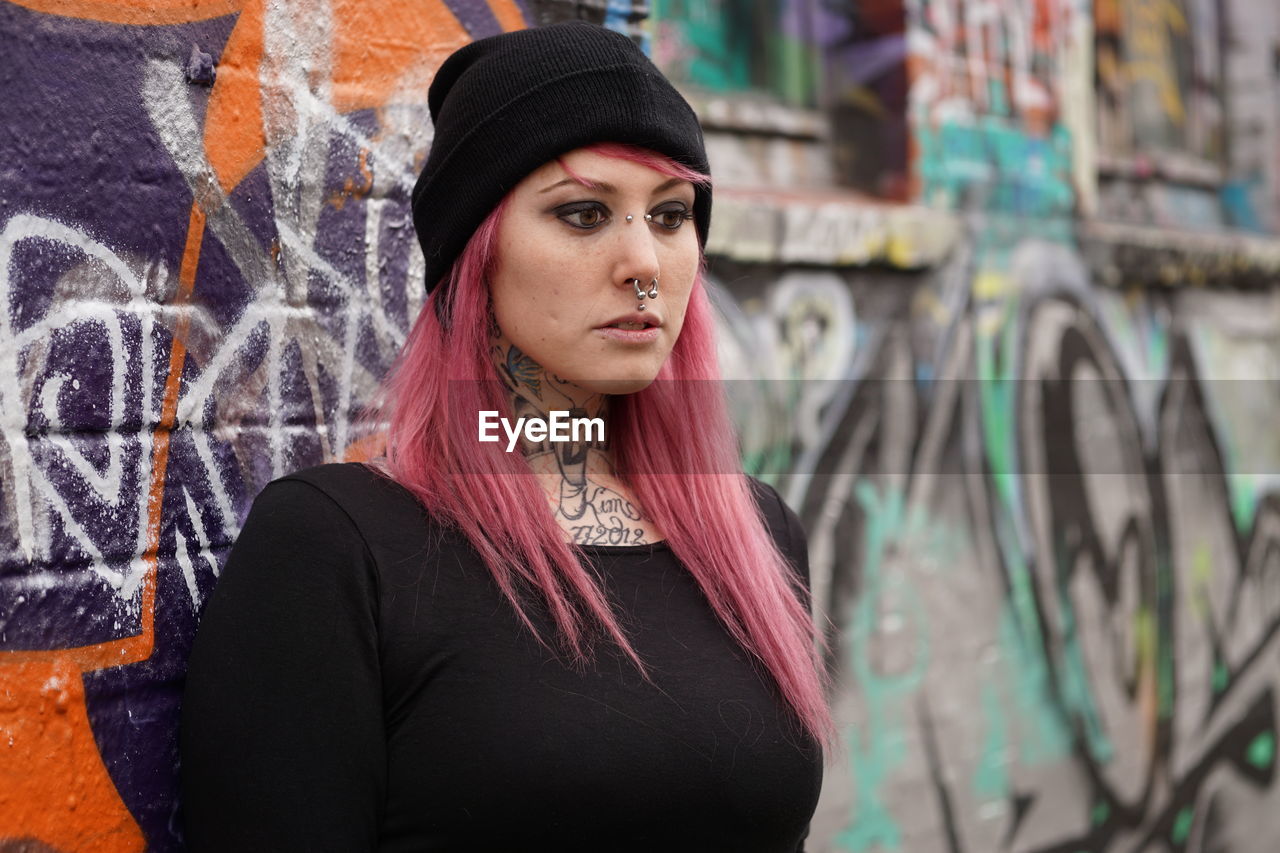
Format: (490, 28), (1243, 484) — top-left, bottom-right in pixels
(208, 0), (472, 193)
(0, 660), (145, 851)
(6, 0), (239, 25)
(342, 432), (388, 463)
(485, 0), (525, 32)
(328, 147), (375, 210)
(202, 0), (267, 194)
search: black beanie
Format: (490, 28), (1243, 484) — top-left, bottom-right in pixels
(411, 21), (712, 296)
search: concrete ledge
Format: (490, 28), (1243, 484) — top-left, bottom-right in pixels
(705, 188), (960, 268)
(1081, 219), (1280, 287)
(679, 88), (828, 139)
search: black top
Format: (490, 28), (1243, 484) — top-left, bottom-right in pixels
(180, 463), (822, 852)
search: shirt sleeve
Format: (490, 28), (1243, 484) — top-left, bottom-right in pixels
(180, 479), (385, 852)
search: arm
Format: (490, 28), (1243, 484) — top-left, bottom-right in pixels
(180, 480), (385, 852)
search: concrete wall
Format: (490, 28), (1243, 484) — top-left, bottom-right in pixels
(3, 1), (1280, 851)
(660, 1), (1280, 851)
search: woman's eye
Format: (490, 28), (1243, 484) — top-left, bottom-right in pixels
(650, 206), (693, 230)
(557, 205), (608, 229)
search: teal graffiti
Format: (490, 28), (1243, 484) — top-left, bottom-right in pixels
(916, 116), (1074, 218)
(1056, 590), (1115, 763)
(1247, 731), (1276, 770)
(974, 681), (1011, 799)
(834, 481), (943, 851)
(997, 605), (1073, 764)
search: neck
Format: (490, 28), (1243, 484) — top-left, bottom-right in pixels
(488, 334), (612, 471)
(487, 335), (659, 546)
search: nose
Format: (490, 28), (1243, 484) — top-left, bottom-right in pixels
(612, 217), (661, 294)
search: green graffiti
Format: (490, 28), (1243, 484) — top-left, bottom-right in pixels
(837, 723), (905, 852)
(1147, 322), (1169, 375)
(1092, 800), (1110, 825)
(1171, 806), (1195, 844)
(974, 681), (1010, 799)
(742, 442), (794, 481)
(1247, 731), (1276, 770)
(1058, 600), (1115, 763)
(653, 0), (748, 91)
(977, 308), (1020, 515)
(835, 481), (952, 851)
(1212, 661), (1229, 694)
(1229, 472), (1259, 536)
(1051, 533), (1115, 763)
(998, 606), (1073, 763)
(767, 32), (820, 106)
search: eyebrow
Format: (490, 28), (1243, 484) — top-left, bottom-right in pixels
(537, 176), (689, 195)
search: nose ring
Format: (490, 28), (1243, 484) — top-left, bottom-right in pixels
(631, 278), (658, 299)
(631, 277), (659, 307)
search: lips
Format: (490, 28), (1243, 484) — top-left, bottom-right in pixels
(598, 312), (662, 330)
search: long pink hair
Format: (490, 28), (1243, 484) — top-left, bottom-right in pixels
(372, 143), (836, 752)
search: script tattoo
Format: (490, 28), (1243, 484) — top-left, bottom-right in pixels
(532, 455), (653, 546)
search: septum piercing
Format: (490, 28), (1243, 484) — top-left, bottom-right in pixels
(631, 277), (659, 310)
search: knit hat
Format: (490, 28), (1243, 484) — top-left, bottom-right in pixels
(411, 21), (712, 296)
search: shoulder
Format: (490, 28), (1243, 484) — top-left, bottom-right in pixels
(230, 462), (434, 567)
(264, 461), (428, 532)
(206, 466), (388, 629)
(275, 460), (409, 505)
(745, 475), (809, 579)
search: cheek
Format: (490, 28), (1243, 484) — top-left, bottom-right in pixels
(490, 238), (595, 347)
(661, 252), (700, 329)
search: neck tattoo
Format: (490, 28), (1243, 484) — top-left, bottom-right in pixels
(489, 337), (656, 547)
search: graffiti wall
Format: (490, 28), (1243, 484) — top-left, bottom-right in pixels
(4, 0), (1280, 851)
(714, 250), (1280, 853)
(705, 0), (1280, 851)
(0, 0), (523, 848)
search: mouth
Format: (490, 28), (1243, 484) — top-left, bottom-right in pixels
(598, 314), (662, 330)
(595, 315), (662, 344)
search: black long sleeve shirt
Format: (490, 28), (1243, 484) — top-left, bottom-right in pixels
(180, 462), (822, 851)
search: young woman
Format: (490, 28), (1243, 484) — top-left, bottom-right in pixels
(181, 21), (835, 852)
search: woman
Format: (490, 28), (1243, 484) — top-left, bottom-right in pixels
(181, 20), (835, 852)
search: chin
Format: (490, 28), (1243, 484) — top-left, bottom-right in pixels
(579, 374), (658, 396)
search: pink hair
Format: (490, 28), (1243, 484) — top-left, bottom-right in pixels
(372, 143), (837, 752)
